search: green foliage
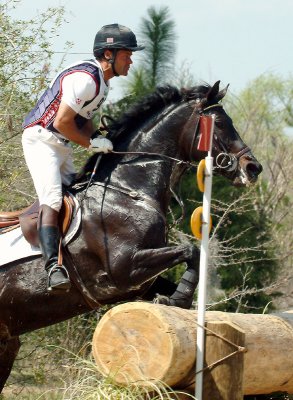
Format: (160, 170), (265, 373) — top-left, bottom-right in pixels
(169, 167), (279, 313)
(0, 1), (67, 135)
(0, 0), (70, 209)
(121, 6), (177, 97)
(140, 6), (177, 89)
(211, 177), (278, 312)
(224, 73), (293, 159)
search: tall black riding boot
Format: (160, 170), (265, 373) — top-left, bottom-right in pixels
(38, 225), (71, 292)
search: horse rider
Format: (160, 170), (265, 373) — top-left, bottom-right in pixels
(22, 24), (144, 292)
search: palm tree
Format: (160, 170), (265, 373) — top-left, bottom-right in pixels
(141, 6), (177, 88)
(121, 6), (177, 98)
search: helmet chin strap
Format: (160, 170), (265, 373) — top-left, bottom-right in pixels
(108, 49), (119, 77)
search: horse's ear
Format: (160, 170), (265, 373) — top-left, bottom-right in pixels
(207, 80), (220, 102)
(217, 83), (230, 101)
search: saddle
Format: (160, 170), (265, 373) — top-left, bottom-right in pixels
(0, 192), (75, 247)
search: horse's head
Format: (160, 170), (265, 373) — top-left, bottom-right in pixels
(181, 81), (262, 186)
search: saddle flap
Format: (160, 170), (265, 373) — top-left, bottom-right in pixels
(18, 193), (75, 247)
(0, 219), (20, 228)
(0, 201), (39, 228)
(0, 206), (31, 222)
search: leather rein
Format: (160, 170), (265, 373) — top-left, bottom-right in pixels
(78, 100), (251, 210)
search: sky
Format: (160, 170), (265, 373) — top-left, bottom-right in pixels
(8, 0), (293, 102)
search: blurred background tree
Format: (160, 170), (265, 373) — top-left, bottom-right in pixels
(0, 0), (71, 209)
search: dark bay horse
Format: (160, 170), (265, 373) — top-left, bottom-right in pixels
(0, 81), (262, 392)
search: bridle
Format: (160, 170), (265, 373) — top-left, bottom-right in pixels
(80, 98), (251, 199)
(102, 99), (250, 173)
(186, 101), (251, 175)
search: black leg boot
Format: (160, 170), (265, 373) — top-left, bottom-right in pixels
(154, 268), (199, 309)
(38, 225), (71, 292)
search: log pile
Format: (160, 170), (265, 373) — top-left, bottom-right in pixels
(92, 302), (293, 397)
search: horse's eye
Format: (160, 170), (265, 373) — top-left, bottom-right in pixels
(215, 120), (225, 129)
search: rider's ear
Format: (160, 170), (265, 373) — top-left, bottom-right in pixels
(104, 49), (113, 61)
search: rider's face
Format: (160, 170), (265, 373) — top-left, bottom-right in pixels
(114, 50), (133, 76)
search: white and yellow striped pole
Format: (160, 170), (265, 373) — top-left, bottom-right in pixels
(190, 114), (215, 400)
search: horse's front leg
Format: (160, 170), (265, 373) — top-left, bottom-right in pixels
(130, 243), (200, 309)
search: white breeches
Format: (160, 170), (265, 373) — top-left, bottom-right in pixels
(22, 126), (76, 212)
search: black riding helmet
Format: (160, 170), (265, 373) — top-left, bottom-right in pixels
(93, 23), (144, 55)
(93, 23), (144, 76)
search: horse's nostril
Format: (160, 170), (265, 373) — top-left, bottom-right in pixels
(246, 162), (263, 177)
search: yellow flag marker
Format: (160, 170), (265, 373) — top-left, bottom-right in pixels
(196, 159), (206, 193)
(190, 206), (212, 240)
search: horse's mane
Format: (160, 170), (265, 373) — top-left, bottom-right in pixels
(107, 83), (213, 138)
(107, 86), (182, 138)
(74, 83), (213, 183)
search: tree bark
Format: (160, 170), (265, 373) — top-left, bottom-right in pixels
(92, 302), (293, 396)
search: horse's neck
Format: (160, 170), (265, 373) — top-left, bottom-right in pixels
(108, 103), (188, 204)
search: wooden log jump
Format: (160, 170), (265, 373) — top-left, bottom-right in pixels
(92, 302), (293, 397)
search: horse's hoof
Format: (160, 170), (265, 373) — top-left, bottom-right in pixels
(153, 294), (170, 305)
(153, 293), (193, 309)
(153, 294), (176, 306)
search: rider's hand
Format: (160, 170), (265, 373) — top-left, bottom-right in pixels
(89, 136), (113, 153)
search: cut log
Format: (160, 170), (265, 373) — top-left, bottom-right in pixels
(92, 302), (293, 395)
(201, 321), (245, 399)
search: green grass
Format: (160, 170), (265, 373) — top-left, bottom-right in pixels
(2, 314), (195, 399)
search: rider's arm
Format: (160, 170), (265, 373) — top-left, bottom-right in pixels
(53, 102), (91, 147)
(53, 72), (97, 147)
